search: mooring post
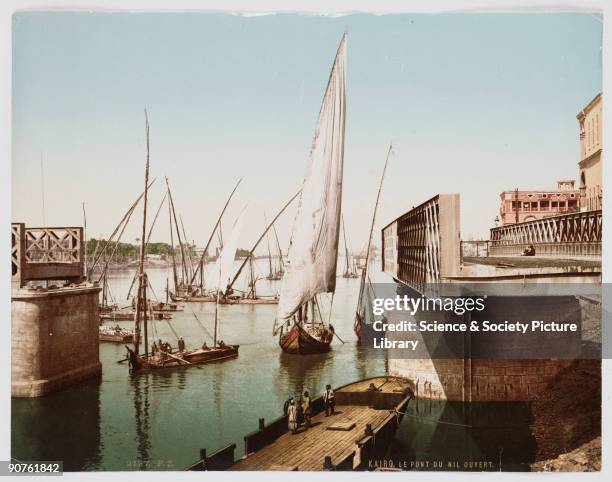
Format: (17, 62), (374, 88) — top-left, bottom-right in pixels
(323, 455), (334, 470)
(259, 418), (265, 430)
(365, 423), (374, 437)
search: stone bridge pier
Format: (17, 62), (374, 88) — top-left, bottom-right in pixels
(379, 195), (601, 402)
(11, 223), (101, 397)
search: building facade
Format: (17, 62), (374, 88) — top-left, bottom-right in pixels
(578, 93), (603, 211)
(497, 180), (580, 226)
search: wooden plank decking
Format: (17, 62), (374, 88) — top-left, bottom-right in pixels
(231, 404), (392, 471)
(230, 377), (412, 471)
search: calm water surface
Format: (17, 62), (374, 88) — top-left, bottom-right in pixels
(12, 260), (536, 471)
(12, 261), (387, 470)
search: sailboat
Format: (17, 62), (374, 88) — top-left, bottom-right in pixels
(125, 111), (238, 371)
(264, 214), (284, 281)
(168, 179), (241, 302)
(354, 145), (393, 342)
(273, 33), (347, 355)
(341, 215), (359, 278)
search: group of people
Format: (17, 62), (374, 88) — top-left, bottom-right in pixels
(151, 339), (173, 356)
(284, 384), (336, 435)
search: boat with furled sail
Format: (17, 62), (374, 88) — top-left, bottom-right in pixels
(341, 215), (359, 278)
(99, 324), (134, 343)
(354, 145), (393, 342)
(273, 33), (347, 355)
(124, 111), (238, 371)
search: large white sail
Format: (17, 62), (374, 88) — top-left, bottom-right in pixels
(275, 33), (347, 327)
(211, 208), (246, 293)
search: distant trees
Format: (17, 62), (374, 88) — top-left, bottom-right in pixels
(86, 238), (193, 258)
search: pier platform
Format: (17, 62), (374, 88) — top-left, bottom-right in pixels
(229, 377), (412, 471)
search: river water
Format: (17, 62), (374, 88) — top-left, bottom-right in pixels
(11, 260), (535, 471)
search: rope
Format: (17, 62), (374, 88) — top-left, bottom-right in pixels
(395, 410), (472, 428)
(164, 318), (180, 341)
(188, 306), (215, 342)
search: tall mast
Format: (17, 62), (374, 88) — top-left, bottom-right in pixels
(356, 144), (393, 320)
(264, 213), (273, 278)
(225, 190), (300, 295)
(134, 110), (151, 356)
(165, 177), (189, 286)
(342, 215), (350, 275)
(189, 178), (242, 288)
(168, 190), (179, 292)
(271, 222), (284, 276)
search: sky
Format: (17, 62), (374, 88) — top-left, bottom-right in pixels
(11, 12), (602, 254)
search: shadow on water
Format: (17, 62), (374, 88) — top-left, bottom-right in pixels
(387, 398), (536, 471)
(11, 380), (102, 471)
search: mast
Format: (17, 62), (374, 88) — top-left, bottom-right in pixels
(189, 178), (242, 288)
(264, 214), (273, 279)
(166, 177), (189, 286)
(271, 222), (284, 276)
(225, 190), (300, 295)
(274, 32), (347, 333)
(167, 190), (179, 292)
(134, 109), (151, 356)
(179, 214), (194, 280)
(88, 182), (154, 278)
(356, 144), (393, 323)
(342, 215), (350, 275)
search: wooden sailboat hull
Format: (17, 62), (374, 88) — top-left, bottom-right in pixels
(100, 332), (134, 343)
(279, 324), (333, 355)
(126, 345), (239, 370)
(168, 291), (217, 303)
(100, 310), (171, 321)
(220, 297), (279, 305)
(353, 316), (362, 343)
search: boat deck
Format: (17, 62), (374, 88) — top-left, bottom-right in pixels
(230, 377), (411, 471)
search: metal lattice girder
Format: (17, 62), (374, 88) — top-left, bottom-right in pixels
(489, 209), (602, 257)
(382, 194), (460, 289)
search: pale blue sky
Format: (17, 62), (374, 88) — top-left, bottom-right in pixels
(12, 12), (602, 251)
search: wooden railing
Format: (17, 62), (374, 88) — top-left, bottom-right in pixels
(12, 223), (85, 287)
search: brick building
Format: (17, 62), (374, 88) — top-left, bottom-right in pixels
(497, 180), (580, 226)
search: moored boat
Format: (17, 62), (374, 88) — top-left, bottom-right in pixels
(99, 325), (134, 343)
(187, 376), (414, 471)
(273, 33), (347, 355)
(126, 343), (238, 370)
(279, 322), (334, 355)
(353, 145), (393, 342)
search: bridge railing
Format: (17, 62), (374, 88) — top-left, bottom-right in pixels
(12, 223), (85, 287)
(489, 210), (602, 257)
(382, 194), (460, 290)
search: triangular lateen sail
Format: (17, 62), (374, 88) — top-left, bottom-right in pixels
(211, 207), (247, 294)
(275, 33), (347, 331)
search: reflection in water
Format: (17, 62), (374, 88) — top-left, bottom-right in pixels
(11, 264), (538, 471)
(12, 381), (102, 471)
(131, 374), (151, 470)
(388, 399), (536, 471)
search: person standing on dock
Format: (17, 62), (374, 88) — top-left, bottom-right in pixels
(302, 391), (311, 429)
(323, 384), (335, 416)
(287, 399), (298, 434)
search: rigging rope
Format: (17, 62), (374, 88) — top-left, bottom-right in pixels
(188, 306), (215, 342)
(394, 410), (473, 428)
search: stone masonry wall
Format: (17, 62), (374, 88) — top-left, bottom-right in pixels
(12, 286), (102, 397)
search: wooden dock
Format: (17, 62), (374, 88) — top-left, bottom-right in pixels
(188, 376), (413, 471)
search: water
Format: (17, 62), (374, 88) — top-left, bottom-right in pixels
(12, 260), (386, 471)
(11, 260), (537, 471)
